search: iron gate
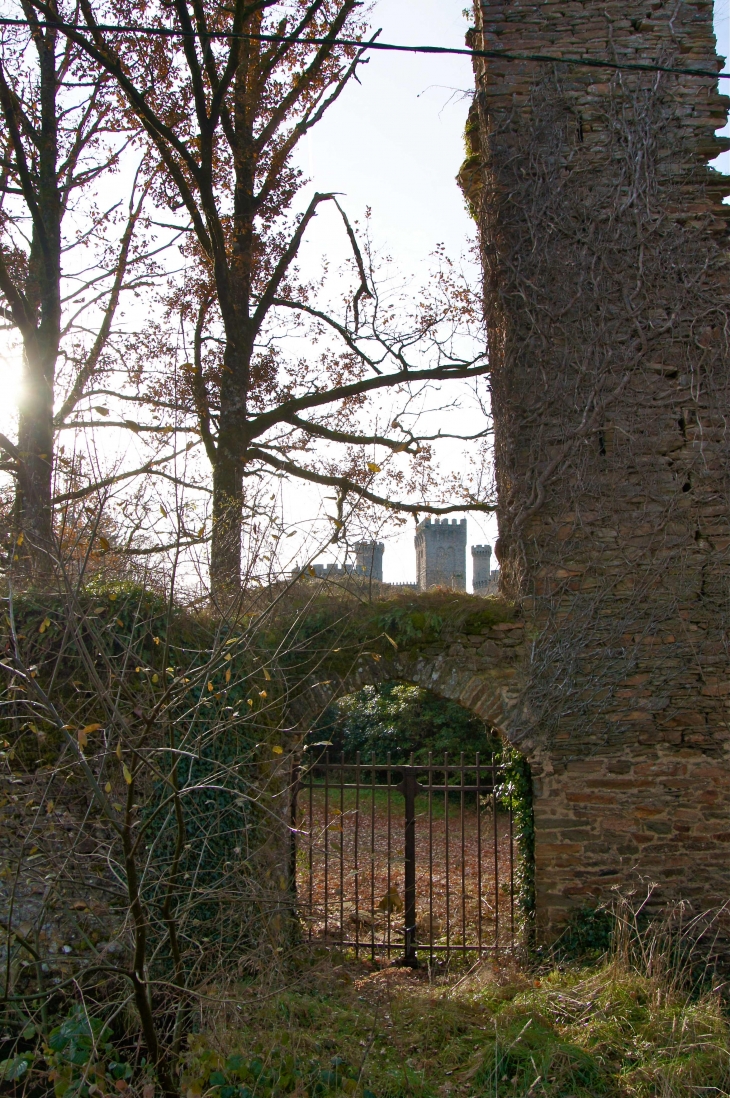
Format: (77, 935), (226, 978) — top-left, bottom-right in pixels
(294, 752), (518, 964)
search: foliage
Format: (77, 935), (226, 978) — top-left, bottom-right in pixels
(311, 681), (500, 764)
(44, 1007), (133, 1098)
(0, 1050), (33, 1084)
(0, 577), (296, 1098)
(183, 1041), (370, 1098)
(551, 905), (615, 963)
(495, 748), (536, 940)
(374, 607), (444, 649)
(1, 580), (529, 1098)
(372, 596), (516, 653)
(2, 584), (178, 768)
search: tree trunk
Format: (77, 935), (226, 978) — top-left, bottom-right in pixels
(6, 22), (62, 583)
(210, 443), (243, 607)
(208, 293), (249, 605)
(15, 341), (55, 578)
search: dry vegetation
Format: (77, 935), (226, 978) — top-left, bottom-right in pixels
(101, 937), (730, 1098)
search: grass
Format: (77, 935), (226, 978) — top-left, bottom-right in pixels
(183, 948), (730, 1098)
(302, 785), (488, 820)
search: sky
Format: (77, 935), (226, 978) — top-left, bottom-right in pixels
(303, 1), (475, 272)
(296, 0), (730, 585)
(291, 0), (495, 585)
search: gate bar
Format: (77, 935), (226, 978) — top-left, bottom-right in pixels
(444, 752), (450, 956)
(428, 750), (434, 967)
(354, 751), (360, 956)
(476, 752), (482, 954)
(370, 752), (376, 961)
(324, 753), (329, 941)
(340, 751), (345, 946)
(387, 752), (392, 958)
(492, 753), (499, 953)
(399, 762), (418, 965)
(296, 751), (517, 963)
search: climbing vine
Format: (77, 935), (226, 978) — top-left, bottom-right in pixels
(496, 747), (536, 948)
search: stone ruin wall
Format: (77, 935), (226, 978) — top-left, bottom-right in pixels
(465, 0), (730, 930)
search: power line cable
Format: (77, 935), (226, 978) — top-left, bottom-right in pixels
(0, 15), (729, 82)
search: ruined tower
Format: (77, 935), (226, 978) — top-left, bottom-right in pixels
(464, 0), (730, 930)
(471, 544), (493, 593)
(415, 519), (467, 590)
(353, 540), (384, 582)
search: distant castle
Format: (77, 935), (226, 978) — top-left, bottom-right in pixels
(471, 543), (493, 593)
(415, 518), (467, 589)
(309, 541), (385, 581)
(306, 521), (499, 594)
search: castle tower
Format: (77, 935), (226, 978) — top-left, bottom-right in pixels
(463, 0), (730, 931)
(415, 519), (467, 590)
(353, 540), (384, 582)
(471, 544), (492, 593)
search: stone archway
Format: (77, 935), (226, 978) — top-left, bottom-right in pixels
(280, 571), (730, 942)
(279, 593), (540, 925)
(290, 596), (526, 743)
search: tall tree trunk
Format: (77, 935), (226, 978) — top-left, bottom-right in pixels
(3, 20), (62, 582)
(208, 246), (250, 603)
(210, 442), (243, 607)
(15, 341), (55, 575)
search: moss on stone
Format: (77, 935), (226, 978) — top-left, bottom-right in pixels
(461, 598), (517, 633)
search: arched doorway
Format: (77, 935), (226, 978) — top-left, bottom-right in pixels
(293, 680), (533, 965)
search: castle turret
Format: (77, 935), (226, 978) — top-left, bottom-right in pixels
(353, 541), (384, 581)
(415, 518), (467, 591)
(471, 544), (492, 593)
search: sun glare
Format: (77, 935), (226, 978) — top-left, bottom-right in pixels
(0, 345), (22, 431)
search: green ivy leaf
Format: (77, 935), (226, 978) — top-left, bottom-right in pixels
(0, 1055), (32, 1081)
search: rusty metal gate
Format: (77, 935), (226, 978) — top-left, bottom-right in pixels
(294, 753), (518, 964)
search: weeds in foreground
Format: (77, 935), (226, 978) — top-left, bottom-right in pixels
(6, 938), (730, 1097)
(177, 936), (730, 1098)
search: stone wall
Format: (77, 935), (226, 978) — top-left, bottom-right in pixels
(464, 0), (730, 930)
(291, 596), (526, 738)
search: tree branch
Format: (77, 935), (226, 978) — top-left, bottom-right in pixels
(191, 294), (217, 462)
(251, 192), (342, 334)
(0, 432), (21, 463)
(283, 414), (414, 452)
(269, 296), (382, 372)
(253, 0), (360, 154)
(55, 168), (153, 425)
(246, 357), (490, 441)
(52, 444), (204, 503)
(248, 446), (496, 516)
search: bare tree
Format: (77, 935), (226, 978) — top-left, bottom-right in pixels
(29, 0), (493, 604)
(0, 531), (385, 1096)
(0, 4), (159, 576)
